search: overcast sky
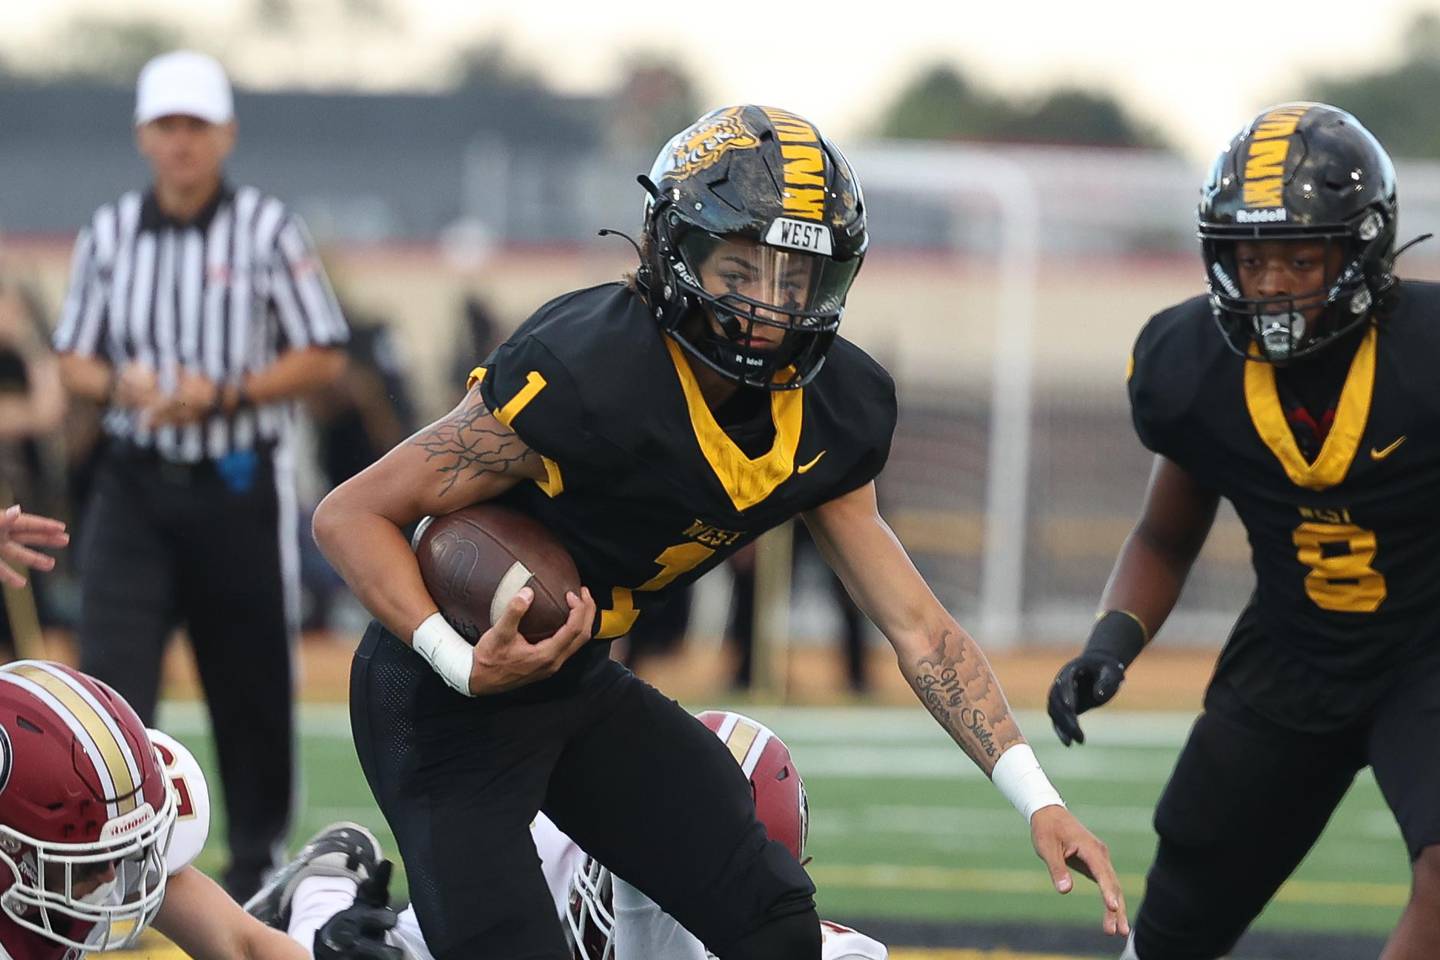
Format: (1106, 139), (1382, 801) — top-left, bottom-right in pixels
(4, 0), (1437, 159)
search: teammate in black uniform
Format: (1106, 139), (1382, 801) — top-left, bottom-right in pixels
(317, 105), (1127, 960)
(1048, 102), (1440, 960)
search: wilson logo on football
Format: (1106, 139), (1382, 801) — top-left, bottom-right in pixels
(432, 530), (481, 599)
(1242, 104), (1310, 208)
(664, 107), (760, 180)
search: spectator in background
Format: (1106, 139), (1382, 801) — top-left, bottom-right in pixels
(0, 283), (65, 504)
(449, 293), (501, 388)
(300, 310), (416, 632)
(308, 315), (416, 489)
(51, 50), (348, 900)
(0, 282), (67, 656)
(725, 525), (871, 694)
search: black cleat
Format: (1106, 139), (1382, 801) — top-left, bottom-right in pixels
(243, 821), (383, 930)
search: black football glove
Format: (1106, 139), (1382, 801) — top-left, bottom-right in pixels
(314, 859), (404, 960)
(1048, 650), (1127, 747)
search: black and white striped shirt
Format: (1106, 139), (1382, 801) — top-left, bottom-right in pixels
(53, 184), (348, 462)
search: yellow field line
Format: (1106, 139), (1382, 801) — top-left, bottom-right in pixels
(890, 952), (1095, 960)
(813, 863), (1410, 908)
(108, 946), (1084, 960)
(104, 933), (1098, 960)
(106, 947), (187, 959)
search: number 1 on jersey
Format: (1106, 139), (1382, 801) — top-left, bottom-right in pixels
(596, 541), (716, 639)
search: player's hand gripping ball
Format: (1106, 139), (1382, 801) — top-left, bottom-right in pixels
(415, 504), (581, 644)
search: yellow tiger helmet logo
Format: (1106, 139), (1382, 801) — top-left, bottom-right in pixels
(662, 106), (760, 180)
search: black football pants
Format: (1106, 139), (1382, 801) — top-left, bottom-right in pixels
(351, 622), (817, 960)
(1133, 662), (1440, 960)
(77, 446), (296, 895)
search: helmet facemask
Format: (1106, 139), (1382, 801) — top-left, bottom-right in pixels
(1197, 102), (1399, 365)
(564, 855), (615, 960)
(1204, 217), (1385, 364)
(0, 789), (177, 952)
(637, 104), (868, 391)
(652, 211), (858, 390)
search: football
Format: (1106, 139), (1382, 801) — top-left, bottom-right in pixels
(413, 503), (581, 643)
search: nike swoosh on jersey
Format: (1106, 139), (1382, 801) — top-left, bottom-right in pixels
(796, 450), (827, 474)
(1370, 436), (1406, 460)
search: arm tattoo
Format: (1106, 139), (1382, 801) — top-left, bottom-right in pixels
(907, 628), (1024, 772)
(408, 393), (541, 496)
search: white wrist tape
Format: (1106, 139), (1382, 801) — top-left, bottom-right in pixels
(991, 744), (1065, 823)
(412, 613), (475, 696)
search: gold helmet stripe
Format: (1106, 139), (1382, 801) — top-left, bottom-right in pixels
(0, 663), (140, 817)
(716, 712), (777, 777)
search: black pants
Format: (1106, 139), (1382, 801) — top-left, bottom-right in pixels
(77, 445), (296, 896)
(1133, 657), (1440, 960)
(351, 623), (816, 960)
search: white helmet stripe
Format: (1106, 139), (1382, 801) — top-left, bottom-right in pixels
(713, 712), (776, 778)
(24, 662), (144, 792)
(0, 664), (141, 819)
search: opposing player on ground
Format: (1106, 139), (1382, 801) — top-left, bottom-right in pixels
(316, 104), (1126, 959)
(0, 659), (317, 959)
(251, 711), (884, 960)
(1048, 103), (1440, 960)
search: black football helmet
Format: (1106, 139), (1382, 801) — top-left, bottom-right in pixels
(638, 104), (867, 389)
(1198, 102), (1398, 364)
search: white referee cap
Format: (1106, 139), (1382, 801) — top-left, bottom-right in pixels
(135, 50), (234, 126)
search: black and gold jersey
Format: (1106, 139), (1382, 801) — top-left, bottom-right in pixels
(475, 283), (896, 642)
(1129, 282), (1440, 728)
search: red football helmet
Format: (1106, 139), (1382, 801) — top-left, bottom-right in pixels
(0, 661), (176, 951)
(565, 710), (808, 959)
(695, 710), (809, 863)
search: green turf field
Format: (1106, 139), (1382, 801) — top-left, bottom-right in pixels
(156, 702), (1408, 946)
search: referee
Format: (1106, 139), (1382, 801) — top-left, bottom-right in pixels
(52, 50), (348, 900)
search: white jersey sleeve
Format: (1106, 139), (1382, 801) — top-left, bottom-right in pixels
(147, 729), (211, 875)
(533, 812), (587, 924)
(820, 920), (888, 960)
(612, 877), (708, 960)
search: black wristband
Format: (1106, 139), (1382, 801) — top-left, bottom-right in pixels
(1083, 610), (1148, 667)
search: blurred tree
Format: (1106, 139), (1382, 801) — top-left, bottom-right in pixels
(877, 62), (1163, 148)
(606, 57), (702, 153)
(877, 65), (998, 140)
(451, 40), (548, 94)
(252, 0), (296, 31)
(1308, 12), (1440, 158)
(31, 16), (185, 85)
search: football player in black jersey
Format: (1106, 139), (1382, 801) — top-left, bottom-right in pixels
(315, 104), (1127, 960)
(1048, 102), (1440, 960)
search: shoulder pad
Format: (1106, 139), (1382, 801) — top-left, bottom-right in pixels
(1381, 281), (1440, 416)
(810, 337), (899, 494)
(478, 285), (656, 468)
(147, 730), (211, 875)
(1128, 295), (1218, 459)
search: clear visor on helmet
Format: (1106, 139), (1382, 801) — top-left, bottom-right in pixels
(0, 792), (176, 952)
(678, 231), (860, 329)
